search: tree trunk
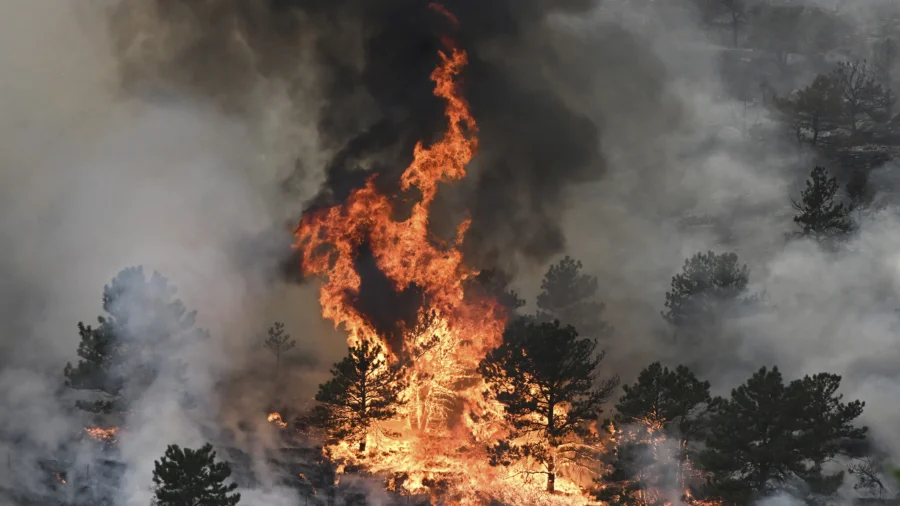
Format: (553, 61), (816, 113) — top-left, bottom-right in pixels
(546, 466), (556, 493)
(359, 440), (367, 453)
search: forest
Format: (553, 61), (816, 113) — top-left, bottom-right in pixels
(1, 0), (900, 505)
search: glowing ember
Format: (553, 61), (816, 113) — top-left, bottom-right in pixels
(84, 426), (118, 442)
(268, 412), (288, 428)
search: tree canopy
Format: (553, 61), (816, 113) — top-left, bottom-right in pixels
(597, 363), (712, 506)
(315, 340), (407, 453)
(663, 251), (753, 332)
(536, 256), (610, 339)
(791, 166), (854, 243)
(479, 318), (619, 493)
(699, 367), (866, 504)
(63, 266), (207, 414)
(151, 443), (240, 506)
(263, 321), (296, 371)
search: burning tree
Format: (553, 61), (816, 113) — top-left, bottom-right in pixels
(536, 256), (610, 340)
(315, 340), (408, 453)
(64, 266), (207, 415)
(598, 363), (712, 505)
(699, 367), (866, 504)
(478, 318), (620, 493)
(151, 443), (241, 506)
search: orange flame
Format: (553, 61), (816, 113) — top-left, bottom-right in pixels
(292, 7), (607, 504)
(292, 16), (529, 501)
(84, 426), (118, 442)
(268, 412), (288, 428)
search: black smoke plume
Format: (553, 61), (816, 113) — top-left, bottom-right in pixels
(110, 0), (610, 274)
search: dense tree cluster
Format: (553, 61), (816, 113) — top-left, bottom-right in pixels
(599, 364), (867, 506)
(151, 443), (241, 506)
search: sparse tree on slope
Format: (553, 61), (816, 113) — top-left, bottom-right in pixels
(663, 251), (754, 336)
(832, 61), (892, 137)
(537, 256), (610, 339)
(792, 166), (854, 243)
(775, 74), (843, 147)
(263, 321), (296, 371)
(479, 318), (619, 493)
(64, 266), (207, 414)
(151, 443), (240, 506)
(315, 340), (407, 453)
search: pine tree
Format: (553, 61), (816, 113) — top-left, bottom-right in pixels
(63, 267), (207, 414)
(263, 322), (296, 371)
(479, 318), (619, 493)
(151, 443), (240, 506)
(662, 251), (753, 334)
(700, 367), (799, 504)
(598, 363), (712, 505)
(792, 166), (854, 243)
(315, 340), (407, 453)
(791, 373), (867, 499)
(699, 367), (866, 505)
(536, 256), (610, 339)
(775, 74), (843, 147)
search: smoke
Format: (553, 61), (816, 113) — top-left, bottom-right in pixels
(2, 0), (900, 504)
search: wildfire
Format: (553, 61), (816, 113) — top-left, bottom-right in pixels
(290, 6), (535, 502)
(268, 412), (288, 428)
(84, 426), (118, 442)
(55, 473), (67, 485)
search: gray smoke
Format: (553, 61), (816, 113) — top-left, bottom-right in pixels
(2, 0), (900, 504)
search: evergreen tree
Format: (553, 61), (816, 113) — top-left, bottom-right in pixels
(315, 340), (407, 453)
(64, 267), (207, 414)
(263, 322), (296, 371)
(700, 367), (801, 504)
(699, 367), (866, 504)
(479, 318), (619, 493)
(598, 363), (712, 505)
(792, 166), (854, 243)
(791, 373), (867, 499)
(536, 256), (610, 339)
(775, 74), (843, 147)
(151, 443), (240, 506)
(662, 251), (753, 332)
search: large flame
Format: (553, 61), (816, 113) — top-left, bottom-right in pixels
(291, 8), (613, 505)
(291, 15), (531, 502)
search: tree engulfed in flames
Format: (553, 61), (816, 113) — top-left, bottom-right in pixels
(268, 412), (288, 428)
(293, 6), (722, 505)
(291, 11), (591, 503)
